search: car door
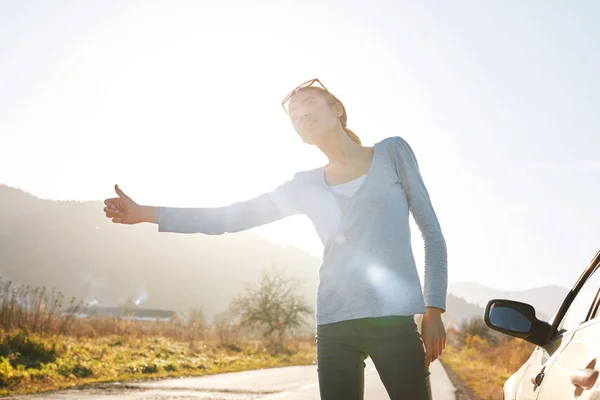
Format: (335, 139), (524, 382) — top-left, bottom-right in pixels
(539, 308), (600, 400)
(511, 315), (578, 400)
(533, 253), (600, 399)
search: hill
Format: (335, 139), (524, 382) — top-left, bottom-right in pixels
(448, 281), (571, 322)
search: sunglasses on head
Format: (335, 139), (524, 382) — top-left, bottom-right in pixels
(281, 78), (334, 114)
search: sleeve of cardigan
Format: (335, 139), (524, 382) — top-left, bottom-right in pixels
(157, 173), (303, 234)
(392, 136), (448, 312)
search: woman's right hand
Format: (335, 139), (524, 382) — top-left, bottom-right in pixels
(103, 184), (145, 224)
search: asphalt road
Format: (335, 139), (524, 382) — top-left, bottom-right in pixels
(10, 358), (456, 399)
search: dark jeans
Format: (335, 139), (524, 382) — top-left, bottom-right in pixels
(316, 315), (432, 400)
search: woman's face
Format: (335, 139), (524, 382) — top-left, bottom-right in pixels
(287, 89), (342, 145)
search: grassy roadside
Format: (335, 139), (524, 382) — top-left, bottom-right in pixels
(0, 276), (318, 396)
(439, 334), (534, 400)
(0, 330), (316, 396)
(438, 358), (482, 400)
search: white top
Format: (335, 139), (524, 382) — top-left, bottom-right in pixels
(330, 174), (366, 197)
(322, 174), (366, 245)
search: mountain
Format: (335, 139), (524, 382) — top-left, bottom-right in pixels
(441, 293), (486, 328)
(448, 282), (571, 322)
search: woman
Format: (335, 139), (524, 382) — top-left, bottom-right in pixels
(103, 78), (447, 399)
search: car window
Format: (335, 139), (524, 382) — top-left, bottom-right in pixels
(556, 266), (600, 334)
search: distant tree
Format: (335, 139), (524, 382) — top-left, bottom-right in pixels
(212, 310), (241, 345)
(457, 315), (505, 346)
(229, 266), (313, 348)
(186, 306), (208, 340)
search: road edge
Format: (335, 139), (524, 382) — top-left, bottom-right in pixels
(438, 360), (483, 400)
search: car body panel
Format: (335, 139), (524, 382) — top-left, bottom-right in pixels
(511, 332), (576, 400)
(536, 316), (600, 399)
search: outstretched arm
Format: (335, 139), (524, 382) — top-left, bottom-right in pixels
(143, 175), (302, 234)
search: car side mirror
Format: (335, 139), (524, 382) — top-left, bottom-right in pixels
(484, 299), (552, 346)
(487, 299), (534, 333)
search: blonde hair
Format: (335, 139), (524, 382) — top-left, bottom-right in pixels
(293, 86), (361, 145)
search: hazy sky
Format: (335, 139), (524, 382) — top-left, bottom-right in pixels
(2, 1), (599, 291)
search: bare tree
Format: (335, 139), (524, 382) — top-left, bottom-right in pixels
(229, 266), (313, 348)
(212, 310), (242, 345)
(186, 306), (208, 342)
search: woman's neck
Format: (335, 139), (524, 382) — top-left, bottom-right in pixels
(317, 127), (363, 166)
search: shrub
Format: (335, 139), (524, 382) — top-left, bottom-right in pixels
(0, 330), (57, 369)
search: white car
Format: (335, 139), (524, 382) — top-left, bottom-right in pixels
(484, 250), (600, 400)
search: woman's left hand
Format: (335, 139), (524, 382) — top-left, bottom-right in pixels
(421, 307), (446, 368)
